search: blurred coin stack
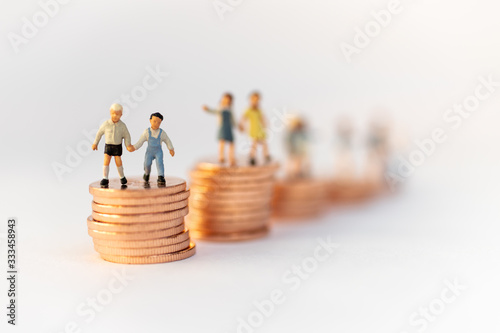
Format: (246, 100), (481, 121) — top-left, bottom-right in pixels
(187, 159), (280, 241)
(87, 177), (196, 264)
(328, 179), (371, 202)
(273, 179), (328, 219)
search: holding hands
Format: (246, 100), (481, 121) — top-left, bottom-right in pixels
(127, 145), (135, 152)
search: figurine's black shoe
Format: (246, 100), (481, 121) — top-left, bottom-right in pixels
(157, 176), (166, 184)
(100, 178), (109, 186)
(143, 174), (150, 182)
(249, 158), (257, 166)
(120, 177), (127, 185)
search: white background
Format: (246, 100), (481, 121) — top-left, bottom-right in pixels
(1, 0), (499, 332)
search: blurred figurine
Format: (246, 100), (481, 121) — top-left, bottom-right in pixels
(129, 112), (175, 185)
(285, 115), (310, 179)
(334, 116), (356, 182)
(365, 116), (391, 188)
(92, 103), (133, 186)
(238, 91), (271, 165)
(202, 93), (236, 166)
(367, 120), (390, 159)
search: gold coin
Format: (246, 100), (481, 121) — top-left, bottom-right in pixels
(189, 197), (271, 210)
(189, 182), (274, 194)
(195, 158), (280, 175)
(86, 216), (184, 233)
(273, 197), (327, 207)
(91, 199), (188, 215)
(189, 183), (274, 195)
(92, 206), (189, 223)
(274, 193), (327, 203)
(275, 179), (326, 188)
(191, 190), (273, 201)
(92, 229), (190, 248)
(275, 180), (327, 196)
(92, 190), (190, 206)
(190, 170), (274, 183)
(187, 209), (271, 222)
(273, 206), (324, 218)
(99, 242), (196, 264)
(88, 223), (185, 241)
(189, 201), (271, 214)
(328, 180), (372, 201)
(190, 227), (269, 242)
(190, 176), (275, 187)
(273, 186), (326, 196)
(94, 239), (191, 256)
(89, 176), (186, 198)
(187, 220), (269, 233)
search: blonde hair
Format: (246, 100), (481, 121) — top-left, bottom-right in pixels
(110, 103), (123, 112)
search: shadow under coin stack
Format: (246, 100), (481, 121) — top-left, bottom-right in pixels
(187, 159), (280, 241)
(87, 177), (195, 264)
(273, 179), (328, 219)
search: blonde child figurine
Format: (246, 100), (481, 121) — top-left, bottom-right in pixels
(202, 93), (236, 166)
(238, 91), (271, 165)
(92, 103), (134, 186)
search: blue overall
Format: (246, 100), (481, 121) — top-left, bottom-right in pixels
(144, 128), (164, 176)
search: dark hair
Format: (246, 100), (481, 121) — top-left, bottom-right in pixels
(150, 112), (163, 121)
(223, 92), (233, 104)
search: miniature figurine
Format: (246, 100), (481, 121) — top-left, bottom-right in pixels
(202, 93), (236, 166)
(367, 119), (390, 160)
(365, 115), (391, 188)
(285, 115), (310, 179)
(334, 116), (356, 182)
(238, 91), (271, 165)
(92, 103), (134, 186)
(128, 112), (175, 185)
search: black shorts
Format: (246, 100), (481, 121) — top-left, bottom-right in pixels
(104, 144), (123, 156)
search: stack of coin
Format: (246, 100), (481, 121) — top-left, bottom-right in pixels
(88, 177), (196, 264)
(187, 159), (280, 241)
(273, 179), (328, 219)
(328, 179), (373, 202)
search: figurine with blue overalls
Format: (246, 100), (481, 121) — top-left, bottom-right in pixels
(130, 112), (175, 185)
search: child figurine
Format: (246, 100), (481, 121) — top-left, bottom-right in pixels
(285, 115), (310, 179)
(202, 93), (236, 166)
(238, 91), (271, 165)
(92, 103), (134, 186)
(365, 117), (391, 187)
(129, 112), (175, 185)
(367, 119), (390, 160)
(334, 116), (356, 182)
